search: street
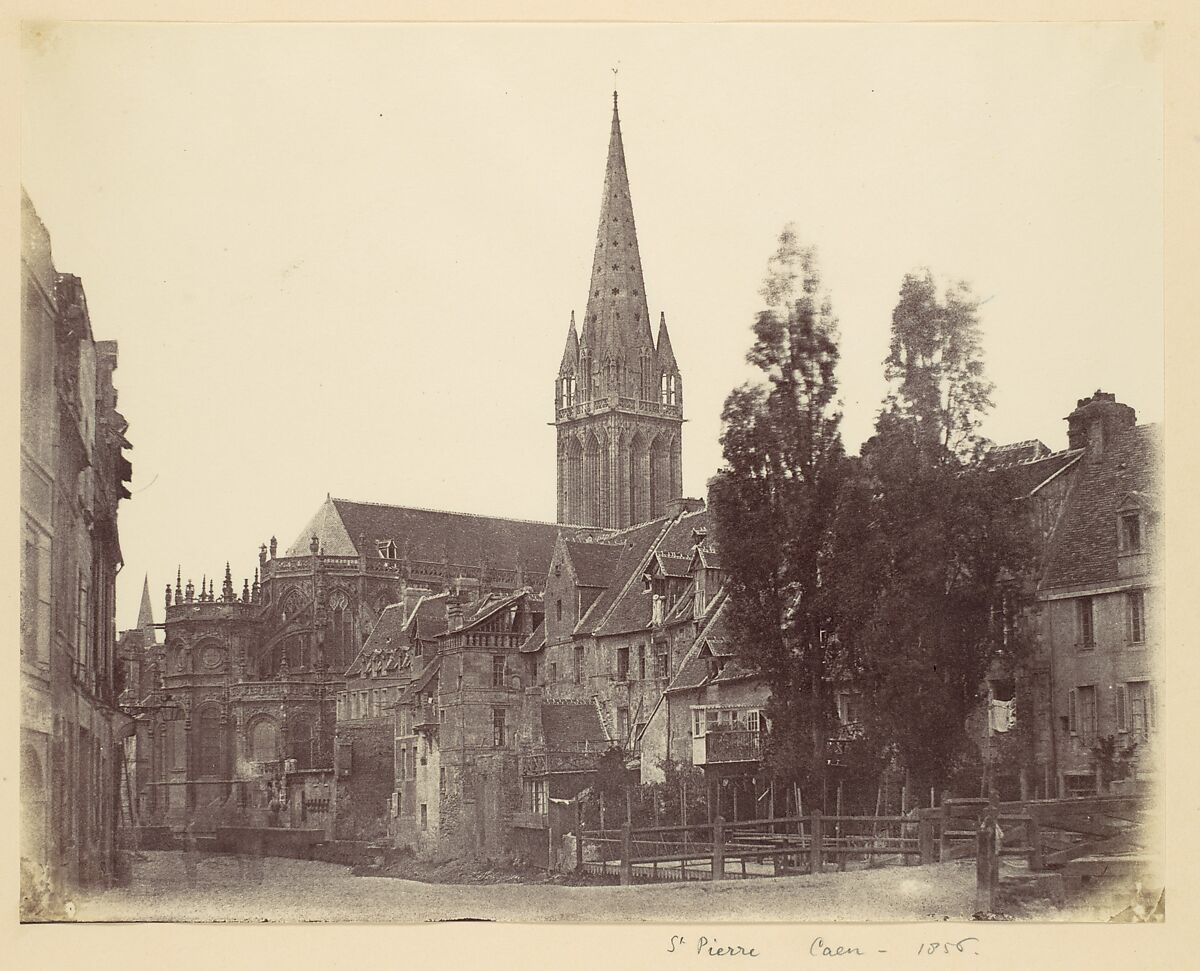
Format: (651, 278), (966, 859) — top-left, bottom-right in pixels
(71, 850), (1016, 923)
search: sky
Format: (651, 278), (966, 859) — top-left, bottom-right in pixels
(19, 22), (1163, 630)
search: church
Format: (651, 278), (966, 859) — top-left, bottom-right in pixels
(125, 93), (700, 839)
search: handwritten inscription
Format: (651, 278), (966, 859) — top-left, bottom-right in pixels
(667, 935), (759, 958)
(665, 934), (980, 960)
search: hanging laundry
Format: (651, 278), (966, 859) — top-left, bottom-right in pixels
(989, 698), (1017, 733)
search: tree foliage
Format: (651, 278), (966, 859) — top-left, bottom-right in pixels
(831, 269), (1036, 796)
(710, 225), (847, 796)
(883, 270), (993, 462)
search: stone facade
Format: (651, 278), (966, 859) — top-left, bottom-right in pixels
(21, 189), (134, 914)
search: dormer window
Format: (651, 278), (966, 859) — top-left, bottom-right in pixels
(1119, 511), (1142, 552)
(377, 540), (398, 560)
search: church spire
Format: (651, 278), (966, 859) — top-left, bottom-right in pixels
(656, 310), (678, 372)
(137, 574), (155, 642)
(581, 91), (654, 379)
(559, 310), (579, 373)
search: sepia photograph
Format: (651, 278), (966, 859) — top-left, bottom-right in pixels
(17, 15), (1169, 934)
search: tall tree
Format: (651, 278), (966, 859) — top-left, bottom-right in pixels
(710, 226), (846, 800)
(834, 269), (1035, 797)
(883, 270), (993, 462)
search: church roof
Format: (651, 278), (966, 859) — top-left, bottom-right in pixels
(285, 496), (566, 578)
(580, 92), (655, 360)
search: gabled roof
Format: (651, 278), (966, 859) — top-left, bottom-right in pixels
(690, 547), (723, 571)
(564, 540), (627, 588)
(1041, 424), (1160, 589)
(285, 496), (568, 577)
(346, 603), (410, 679)
(541, 701), (608, 748)
(407, 591), (451, 641)
(580, 518), (674, 635)
(519, 619), (547, 654)
(586, 510), (710, 636)
(654, 552), (692, 578)
(400, 657), (441, 705)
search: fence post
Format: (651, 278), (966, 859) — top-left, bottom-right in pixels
(918, 808), (936, 865)
(712, 815), (725, 882)
(938, 804), (950, 863)
(575, 801), (584, 872)
(809, 810), (823, 875)
(975, 809), (998, 914)
(1027, 813), (1043, 871)
(620, 822), (633, 886)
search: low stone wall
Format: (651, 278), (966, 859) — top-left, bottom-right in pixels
(213, 826), (325, 859)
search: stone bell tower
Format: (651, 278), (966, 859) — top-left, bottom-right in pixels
(554, 93), (684, 529)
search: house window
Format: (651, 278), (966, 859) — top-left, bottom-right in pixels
(377, 540), (398, 559)
(616, 647), (629, 681)
(746, 710), (762, 734)
(656, 653), (668, 679)
(574, 646), (584, 684)
(530, 779), (547, 815)
(1070, 685), (1097, 742)
(556, 599), (563, 622)
(420, 804), (428, 830)
(439, 767), (446, 796)
(1126, 681), (1156, 740)
(616, 707), (629, 739)
(492, 708), (507, 747)
(1119, 512), (1143, 552)
(637, 645), (646, 680)
(1076, 597), (1095, 650)
(1128, 590), (1146, 644)
(493, 655), (506, 687)
(549, 661), (557, 683)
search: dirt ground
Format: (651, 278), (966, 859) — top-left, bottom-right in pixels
(63, 850), (1136, 924)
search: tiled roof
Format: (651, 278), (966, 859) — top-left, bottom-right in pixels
(400, 657), (440, 704)
(407, 592), (451, 641)
(984, 439), (1051, 467)
(1041, 424), (1160, 589)
(519, 619), (546, 654)
(655, 552), (693, 578)
(693, 547), (722, 571)
(997, 448), (1084, 498)
(585, 510), (712, 637)
(564, 541), (627, 587)
(541, 701), (608, 747)
(577, 518), (671, 634)
(666, 592), (737, 693)
(286, 496), (568, 576)
(346, 603), (410, 678)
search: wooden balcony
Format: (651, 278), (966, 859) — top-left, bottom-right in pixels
(692, 730), (762, 766)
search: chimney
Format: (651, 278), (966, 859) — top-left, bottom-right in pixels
(447, 596), (464, 632)
(665, 496), (705, 519)
(1066, 391), (1136, 460)
(402, 585), (432, 623)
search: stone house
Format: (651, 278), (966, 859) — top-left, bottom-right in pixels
(21, 189), (134, 911)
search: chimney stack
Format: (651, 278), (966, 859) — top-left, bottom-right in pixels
(1066, 390), (1136, 461)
